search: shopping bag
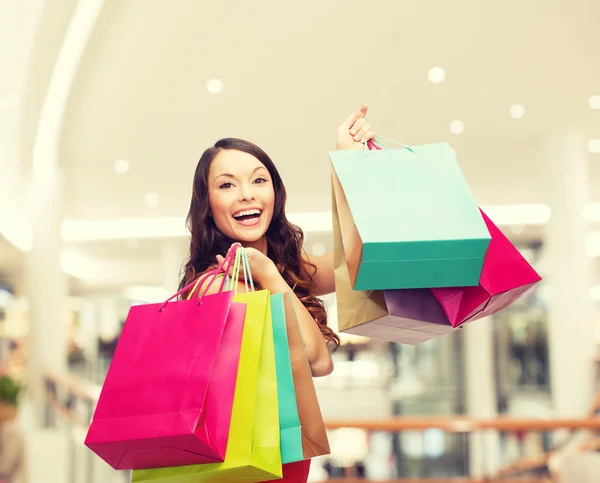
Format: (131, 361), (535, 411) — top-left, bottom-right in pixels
(333, 189), (457, 344)
(85, 250), (245, 470)
(270, 293), (304, 464)
(282, 293), (331, 457)
(431, 209), (542, 326)
(133, 248), (282, 483)
(330, 138), (490, 291)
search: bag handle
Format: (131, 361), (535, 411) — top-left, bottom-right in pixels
(364, 135), (414, 155)
(158, 244), (240, 311)
(185, 244), (242, 301)
(186, 244), (256, 300)
(225, 247), (256, 293)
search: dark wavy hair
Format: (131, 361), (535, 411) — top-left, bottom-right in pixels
(179, 137), (340, 348)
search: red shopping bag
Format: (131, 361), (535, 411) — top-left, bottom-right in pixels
(85, 250), (246, 470)
(431, 209), (542, 326)
(258, 460), (311, 483)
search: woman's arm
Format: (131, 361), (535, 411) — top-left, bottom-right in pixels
(260, 272), (333, 377)
(303, 253), (335, 296)
(300, 103), (375, 297)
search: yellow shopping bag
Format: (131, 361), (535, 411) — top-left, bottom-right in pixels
(132, 250), (282, 482)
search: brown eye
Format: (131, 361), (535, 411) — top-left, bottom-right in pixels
(219, 182), (233, 189)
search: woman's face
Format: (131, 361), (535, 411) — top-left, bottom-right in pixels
(207, 149), (275, 246)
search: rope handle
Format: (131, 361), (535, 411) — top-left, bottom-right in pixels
(364, 135), (414, 156)
(225, 247), (255, 293)
(184, 244), (241, 301)
(155, 244), (238, 311)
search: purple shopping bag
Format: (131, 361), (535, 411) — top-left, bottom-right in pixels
(85, 250), (246, 470)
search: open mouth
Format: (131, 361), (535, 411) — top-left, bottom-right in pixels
(232, 208), (263, 225)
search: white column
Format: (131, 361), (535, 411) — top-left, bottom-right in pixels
(543, 131), (596, 417)
(464, 319), (501, 477)
(22, 0), (106, 426)
(25, 167), (68, 426)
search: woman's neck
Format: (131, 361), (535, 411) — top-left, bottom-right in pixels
(242, 236), (268, 255)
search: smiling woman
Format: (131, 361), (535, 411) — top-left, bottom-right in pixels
(179, 105), (376, 380)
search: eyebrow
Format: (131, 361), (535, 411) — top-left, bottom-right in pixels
(214, 166), (267, 180)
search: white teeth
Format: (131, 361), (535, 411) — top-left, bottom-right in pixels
(233, 209), (261, 218)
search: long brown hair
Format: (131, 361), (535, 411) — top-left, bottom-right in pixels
(179, 137), (340, 348)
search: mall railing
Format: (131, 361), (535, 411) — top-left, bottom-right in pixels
(44, 371), (599, 482)
(492, 385), (600, 478)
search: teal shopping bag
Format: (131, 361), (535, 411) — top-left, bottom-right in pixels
(329, 141), (490, 290)
(270, 293), (304, 464)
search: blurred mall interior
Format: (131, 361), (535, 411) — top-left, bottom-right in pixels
(1, 1), (600, 482)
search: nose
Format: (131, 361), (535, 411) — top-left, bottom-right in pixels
(240, 182), (256, 202)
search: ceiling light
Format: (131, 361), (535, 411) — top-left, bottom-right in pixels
(588, 95), (600, 110)
(449, 120), (464, 135)
(144, 192), (159, 207)
(428, 67), (446, 84)
(206, 78), (223, 94)
(114, 158), (130, 174)
(509, 104), (525, 119)
(587, 138), (600, 154)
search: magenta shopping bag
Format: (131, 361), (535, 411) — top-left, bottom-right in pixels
(85, 252), (246, 470)
(431, 209), (542, 326)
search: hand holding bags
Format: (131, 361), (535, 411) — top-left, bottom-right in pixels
(85, 249), (246, 470)
(330, 140), (490, 291)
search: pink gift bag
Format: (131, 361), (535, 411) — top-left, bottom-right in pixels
(85, 250), (246, 470)
(431, 209), (542, 327)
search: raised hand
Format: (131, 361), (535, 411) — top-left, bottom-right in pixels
(335, 104), (376, 150)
